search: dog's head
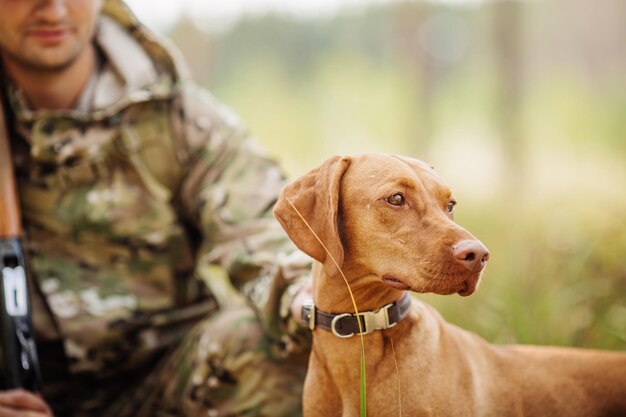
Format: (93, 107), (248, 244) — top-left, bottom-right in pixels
(273, 153), (489, 297)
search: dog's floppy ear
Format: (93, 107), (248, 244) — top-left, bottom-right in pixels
(274, 155), (351, 276)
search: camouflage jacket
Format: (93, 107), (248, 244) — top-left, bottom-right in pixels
(0, 0), (308, 390)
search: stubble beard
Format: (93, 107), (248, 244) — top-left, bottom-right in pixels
(1, 40), (87, 76)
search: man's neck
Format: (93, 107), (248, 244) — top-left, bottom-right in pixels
(1, 45), (96, 111)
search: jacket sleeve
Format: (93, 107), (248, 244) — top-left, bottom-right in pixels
(175, 84), (311, 354)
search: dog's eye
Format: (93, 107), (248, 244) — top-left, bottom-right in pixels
(386, 193), (404, 206)
(447, 201), (456, 213)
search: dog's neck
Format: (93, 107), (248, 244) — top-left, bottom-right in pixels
(312, 262), (406, 313)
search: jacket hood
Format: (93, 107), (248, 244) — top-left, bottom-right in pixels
(102, 0), (191, 84)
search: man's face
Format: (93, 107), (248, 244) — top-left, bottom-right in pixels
(0, 0), (103, 72)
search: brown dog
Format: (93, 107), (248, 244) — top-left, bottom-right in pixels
(274, 154), (626, 417)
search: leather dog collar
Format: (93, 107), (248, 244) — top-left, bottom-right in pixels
(301, 293), (412, 338)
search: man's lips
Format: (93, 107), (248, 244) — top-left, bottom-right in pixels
(382, 275), (412, 290)
(26, 28), (69, 44)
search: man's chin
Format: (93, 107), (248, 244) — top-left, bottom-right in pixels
(8, 40), (84, 73)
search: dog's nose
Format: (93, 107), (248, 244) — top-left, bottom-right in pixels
(453, 240), (490, 272)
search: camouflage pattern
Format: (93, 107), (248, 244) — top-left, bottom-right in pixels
(0, 0), (310, 415)
(154, 305), (307, 417)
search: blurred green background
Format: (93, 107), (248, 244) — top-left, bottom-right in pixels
(133, 0), (625, 349)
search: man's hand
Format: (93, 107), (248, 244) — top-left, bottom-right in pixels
(0, 390), (53, 417)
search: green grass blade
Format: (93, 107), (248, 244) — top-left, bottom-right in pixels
(360, 344), (367, 416)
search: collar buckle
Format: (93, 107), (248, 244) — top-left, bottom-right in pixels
(302, 299), (316, 330)
(331, 303), (396, 338)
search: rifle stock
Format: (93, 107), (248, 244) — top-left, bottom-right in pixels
(0, 106), (21, 239)
(0, 105), (42, 391)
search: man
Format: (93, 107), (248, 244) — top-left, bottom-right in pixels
(0, 0), (311, 415)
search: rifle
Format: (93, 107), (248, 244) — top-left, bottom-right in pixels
(0, 105), (42, 391)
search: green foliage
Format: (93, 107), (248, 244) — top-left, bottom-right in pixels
(211, 42), (422, 176)
(525, 72), (626, 154)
